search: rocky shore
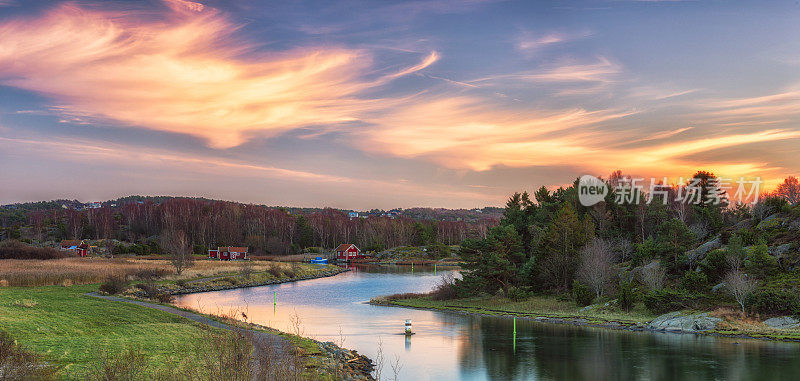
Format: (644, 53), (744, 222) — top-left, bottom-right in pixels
(375, 299), (800, 342)
(316, 341), (375, 381)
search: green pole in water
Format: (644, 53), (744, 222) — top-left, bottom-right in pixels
(273, 291), (277, 306)
(411, 262), (414, 272)
(434, 263), (437, 274)
(513, 317), (517, 354)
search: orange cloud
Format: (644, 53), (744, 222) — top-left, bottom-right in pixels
(0, 2), (436, 149)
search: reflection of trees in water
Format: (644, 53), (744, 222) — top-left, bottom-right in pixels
(457, 316), (800, 380)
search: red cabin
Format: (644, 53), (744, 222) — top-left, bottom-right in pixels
(335, 244), (364, 261)
(60, 240), (88, 257)
(209, 246), (248, 260)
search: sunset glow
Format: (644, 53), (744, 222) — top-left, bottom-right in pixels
(1, 0), (799, 208)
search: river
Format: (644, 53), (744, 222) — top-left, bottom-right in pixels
(174, 265), (800, 380)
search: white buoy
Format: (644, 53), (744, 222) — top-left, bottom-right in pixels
(405, 319), (412, 335)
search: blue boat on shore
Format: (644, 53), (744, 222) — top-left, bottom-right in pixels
(309, 257), (328, 264)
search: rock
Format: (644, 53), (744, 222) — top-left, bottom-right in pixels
(763, 316), (800, 329)
(757, 214), (784, 230)
(688, 236), (721, 263)
(648, 312), (722, 332)
(770, 244), (792, 257)
(711, 282), (726, 293)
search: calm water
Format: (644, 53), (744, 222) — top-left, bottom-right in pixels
(174, 266), (800, 380)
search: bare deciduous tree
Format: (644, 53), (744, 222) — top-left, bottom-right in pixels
(640, 260), (666, 291)
(775, 176), (800, 205)
(577, 238), (616, 300)
(724, 270), (757, 314)
(615, 238), (633, 262)
(160, 229), (192, 275)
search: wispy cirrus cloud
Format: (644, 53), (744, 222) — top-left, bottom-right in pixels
(470, 56), (621, 85)
(516, 30), (591, 55)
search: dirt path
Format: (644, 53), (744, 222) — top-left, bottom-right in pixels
(85, 292), (292, 362)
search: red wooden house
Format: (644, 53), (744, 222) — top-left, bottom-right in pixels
(60, 240), (88, 257)
(209, 246), (248, 260)
(335, 244), (365, 261)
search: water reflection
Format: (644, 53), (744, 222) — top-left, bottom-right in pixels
(174, 265), (800, 380)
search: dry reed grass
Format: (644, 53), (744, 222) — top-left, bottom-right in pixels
(0, 258), (303, 287)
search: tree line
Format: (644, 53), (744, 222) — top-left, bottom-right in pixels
(455, 172), (800, 315)
(1, 198), (498, 255)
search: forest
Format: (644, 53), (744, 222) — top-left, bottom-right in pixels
(454, 172), (800, 316)
(0, 197), (499, 255)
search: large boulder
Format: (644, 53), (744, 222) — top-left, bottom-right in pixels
(688, 236), (721, 264)
(763, 316), (800, 329)
(648, 312), (722, 332)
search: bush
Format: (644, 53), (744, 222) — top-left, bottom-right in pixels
(0, 240), (66, 260)
(746, 289), (800, 316)
(155, 292), (174, 304)
(98, 276), (129, 295)
(91, 348), (148, 381)
(429, 273), (458, 301)
(573, 280), (594, 307)
(0, 330), (58, 379)
(745, 244), (778, 278)
(132, 268), (170, 280)
(506, 286), (528, 302)
(643, 289), (700, 314)
(282, 265), (297, 279)
(700, 249), (728, 283)
(266, 264), (283, 278)
(617, 281), (636, 312)
(679, 271), (708, 292)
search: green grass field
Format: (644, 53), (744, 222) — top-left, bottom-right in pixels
(0, 284), (214, 379)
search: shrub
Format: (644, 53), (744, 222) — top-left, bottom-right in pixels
(573, 280), (594, 307)
(0, 330), (58, 380)
(0, 279), (8, 287)
(282, 265), (297, 279)
(155, 292), (174, 304)
(0, 240), (66, 260)
(617, 281), (636, 312)
(431, 274), (458, 301)
(679, 271), (708, 292)
(643, 289), (700, 314)
(98, 276), (129, 295)
(266, 264), (283, 278)
(221, 277), (239, 285)
(91, 348), (148, 381)
(132, 268), (170, 280)
(506, 286), (528, 302)
(61, 278), (73, 287)
(700, 249), (728, 282)
(745, 244), (778, 278)
(746, 289), (800, 316)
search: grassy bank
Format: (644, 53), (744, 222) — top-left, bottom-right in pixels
(0, 283), (370, 379)
(0, 284), (209, 378)
(373, 294), (800, 341)
(0, 258), (364, 379)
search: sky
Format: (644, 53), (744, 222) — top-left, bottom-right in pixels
(1, 0), (799, 209)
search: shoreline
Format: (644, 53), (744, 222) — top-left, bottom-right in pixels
(166, 266), (350, 295)
(371, 299), (800, 343)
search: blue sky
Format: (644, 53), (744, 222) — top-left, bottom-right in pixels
(1, 0), (799, 208)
